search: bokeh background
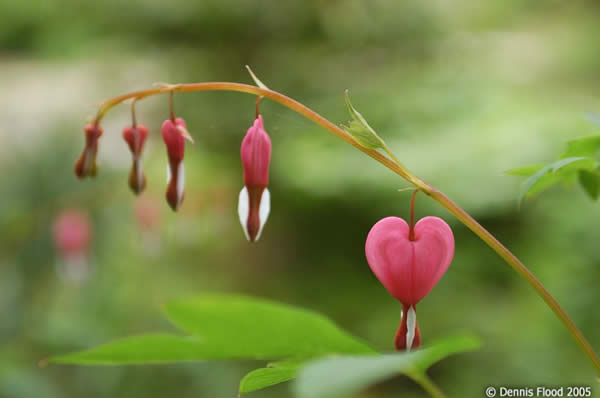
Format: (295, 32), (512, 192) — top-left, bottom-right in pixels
(1, 1), (600, 397)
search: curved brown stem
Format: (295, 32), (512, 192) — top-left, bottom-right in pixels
(90, 81), (600, 374)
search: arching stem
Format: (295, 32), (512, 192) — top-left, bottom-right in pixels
(409, 189), (419, 241)
(90, 82), (600, 375)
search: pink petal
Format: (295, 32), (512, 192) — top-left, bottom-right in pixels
(365, 216), (454, 305)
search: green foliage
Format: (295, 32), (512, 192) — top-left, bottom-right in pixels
(51, 295), (478, 397)
(294, 335), (482, 398)
(578, 169), (600, 200)
(52, 334), (212, 365)
(240, 360), (305, 394)
(163, 295), (375, 358)
(508, 129), (600, 203)
(342, 90), (386, 150)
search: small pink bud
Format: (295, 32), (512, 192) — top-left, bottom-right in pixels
(238, 115), (272, 242)
(74, 124), (103, 178)
(365, 216), (454, 350)
(162, 118), (192, 211)
(122, 124), (149, 195)
(52, 210), (92, 257)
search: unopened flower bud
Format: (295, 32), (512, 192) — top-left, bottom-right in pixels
(74, 124), (103, 178)
(162, 118), (193, 211)
(238, 115), (272, 242)
(122, 124), (149, 195)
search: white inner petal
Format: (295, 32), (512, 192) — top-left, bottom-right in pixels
(238, 186), (250, 241)
(166, 163), (171, 184)
(176, 162), (185, 207)
(255, 188), (270, 241)
(406, 306), (417, 351)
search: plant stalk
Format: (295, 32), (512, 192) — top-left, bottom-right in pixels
(91, 82), (600, 374)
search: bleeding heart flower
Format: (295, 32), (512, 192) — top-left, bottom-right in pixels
(161, 117), (193, 211)
(74, 124), (103, 178)
(365, 216), (454, 351)
(238, 115), (272, 242)
(122, 124), (149, 195)
(53, 210), (92, 258)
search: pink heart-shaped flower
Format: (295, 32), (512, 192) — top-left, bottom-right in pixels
(365, 215), (454, 350)
(366, 216), (454, 305)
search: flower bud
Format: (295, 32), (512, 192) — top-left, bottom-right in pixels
(162, 118), (193, 211)
(122, 124), (149, 195)
(238, 115), (272, 242)
(365, 216), (454, 350)
(53, 210), (92, 258)
(74, 124), (103, 178)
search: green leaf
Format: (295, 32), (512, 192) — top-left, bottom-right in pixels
(240, 360), (304, 394)
(294, 334), (481, 398)
(51, 295), (375, 366)
(51, 334), (214, 365)
(578, 169), (600, 200)
(246, 65), (269, 91)
(342, 90), (386, 149)
(505, 164), (544, 177)
(164, 294), (375, 359)
(562, 135), (600, 157)
(518, 157), (595, 204)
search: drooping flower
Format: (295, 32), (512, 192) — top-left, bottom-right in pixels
(238, 115), (272, 242)
(52, 209), (93, 282)
(162, 118), (193, 211)
(53, 210), (92, 256)
(122, 124), (149, 195)
(74, 124), (103, 178)
(365, 216), (454, 350)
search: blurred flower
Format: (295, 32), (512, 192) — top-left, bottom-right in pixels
(134, 197), (162, 256)
(238, 115), (272, 242)
(52, 209), (93, 282)
(122, 124), (149, 195)
(74, 124), (103, 178)
(162, 118), (193, 211)
(135, 197), (161, 231)
(365, 216), (454, 350)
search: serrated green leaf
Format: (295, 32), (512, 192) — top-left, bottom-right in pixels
(578, 169), (600, 200)
(164, 294), (375, 359)
(240, 360), (305, 394)
(294, 334), (481, 398)
(505, 164), (544, 177)
(518, 157), (595, 204)
(51, 334), (213, 365)
(342, 90), (385, 149)
(562, 135), (600, 157)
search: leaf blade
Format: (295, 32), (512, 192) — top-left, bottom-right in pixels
(164, 294), (376, 359)
(518, 157), (594, 204)
(294, 334), (481, 398)
(342, 90), (386, 149)
(51, 334), (212, 365)
(239, 360), (304, 394)
(578, 169), (600, 200)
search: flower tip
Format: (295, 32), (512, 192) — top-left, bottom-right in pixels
(238, 186), (270, 242)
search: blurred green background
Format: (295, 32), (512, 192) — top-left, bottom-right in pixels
(1, 1), (600, 397)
